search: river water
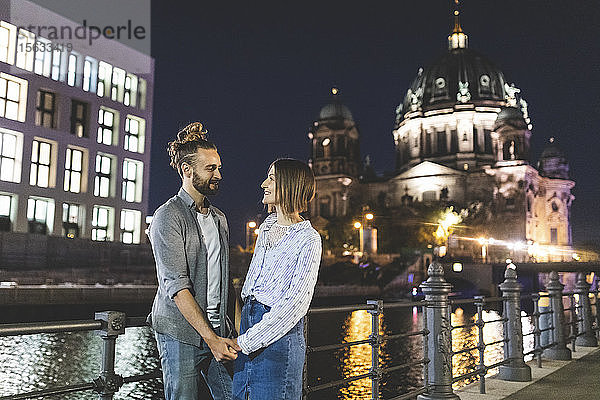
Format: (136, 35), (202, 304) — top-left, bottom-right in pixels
(0, 305), (535, 399)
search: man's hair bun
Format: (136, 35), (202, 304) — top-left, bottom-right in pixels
(177, 122), (208, 142)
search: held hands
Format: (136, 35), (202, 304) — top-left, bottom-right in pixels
(205, 335), (241, 361)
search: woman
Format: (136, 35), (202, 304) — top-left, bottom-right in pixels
(233, 158), (322, 400)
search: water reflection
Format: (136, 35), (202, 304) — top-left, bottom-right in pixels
(337, 310), (387, 399)
(0, 327), (162, 399)
(450, 307), (535, 389)
(451, 307), (504, 387)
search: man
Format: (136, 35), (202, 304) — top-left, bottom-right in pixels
(147, 122), (240, 400)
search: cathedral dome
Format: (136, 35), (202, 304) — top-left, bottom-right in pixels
(397, 47), (509, 123)
(538, 138), (570, 179)
(319, 102), (353, 121)
(318, 88), (353, 121)
(494, 106), (528, 130)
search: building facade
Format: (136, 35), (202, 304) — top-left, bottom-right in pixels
(0, 1), (153, 244)
(308, 10), (575, 262)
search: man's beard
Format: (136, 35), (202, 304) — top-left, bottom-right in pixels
(193, 172), (220, 196)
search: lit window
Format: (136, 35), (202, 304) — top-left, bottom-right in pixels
(51, 48), (61, 81)
(35, 90), (57, 129)
(64, 147), (83, 193)
(34, 37), (52, 77)
(120, 209), (141, 244)
(71, 100), (89, 138)
(124, 73), (138, 107)
(0, 193), (14, 231)
(67, 53), (77, 86)
(83, 57), (96, 92)
(30, 140), (53, 188)
(0, 73), (27, 122)
(62, 203), (82, 238)
(15, 29), (35, 71)
(122, 159), (143, 202)
(124, 116), (145, 153)
(97, 61), (112, 97)
(94, 153), (113, 198)
(0, 194), (11, 216)
(111, 67), (125, 102)
(0, 22), (17, 65)
(27, 197), (54, 234)
(0, 131), (19, 182)
(92, 205), (113, 241)
(97, 108), (117, 145)
(137, 77), (146, 109)
(550, 228), (558, 245)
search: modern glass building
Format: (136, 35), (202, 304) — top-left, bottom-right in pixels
(0, 1), (153, 244)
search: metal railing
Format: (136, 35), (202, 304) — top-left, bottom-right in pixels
(448, 296), (509, 394)
(2, 268), (599, 400)
(0, 313), (161, 400)
(302, 300), (429, 400)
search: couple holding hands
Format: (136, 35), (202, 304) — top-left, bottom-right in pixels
(147, 122), (322, 399)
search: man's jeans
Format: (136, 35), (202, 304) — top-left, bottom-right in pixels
(155, 332), (233, 400)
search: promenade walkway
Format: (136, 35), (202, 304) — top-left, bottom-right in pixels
(457, 346), (600, 399)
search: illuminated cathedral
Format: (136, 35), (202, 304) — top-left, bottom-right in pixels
(307, 6), (575, 262)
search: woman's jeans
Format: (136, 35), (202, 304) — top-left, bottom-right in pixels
(155, 332), (233, 400)
(233, 299), (306, 400)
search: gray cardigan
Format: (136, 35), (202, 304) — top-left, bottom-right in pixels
(147, 188), (234, 347)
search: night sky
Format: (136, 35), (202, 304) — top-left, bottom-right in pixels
(149, 1), (600, 248)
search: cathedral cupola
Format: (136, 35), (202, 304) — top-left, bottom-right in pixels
(538, 137), (570, 179)
(493, 106), (531, 164)
(309, 88), (361, 177)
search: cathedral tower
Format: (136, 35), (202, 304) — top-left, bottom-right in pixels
(308, 88), (361, 219)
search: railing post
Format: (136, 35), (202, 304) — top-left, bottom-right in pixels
(367, 299), (383, 400)
(538, 292), (552, 349)
(94, 311), (125, 400)
(532, 294), (543, 368)
(543, 271), (572, 360)
(497, 264), (531, 381)
(417, 262), (460, 400)
(574, 272), (598, 347)
(568, 294), (577, 353)
(474, 296), (486, 394)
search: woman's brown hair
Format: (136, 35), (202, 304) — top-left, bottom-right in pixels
(167, 122), (217, 176)
(270, 158), (315, 215)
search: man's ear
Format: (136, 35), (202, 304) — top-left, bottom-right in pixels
(181, 162), (193, 178)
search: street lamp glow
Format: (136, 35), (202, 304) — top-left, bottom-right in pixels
(438, 245), (447, 257)
(452, 262), (463, 272)
(353, 221), (362, 229)
(435, 225), (445, 239)
(365, 213), (374, 220)
(247, 221), (257, 228)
